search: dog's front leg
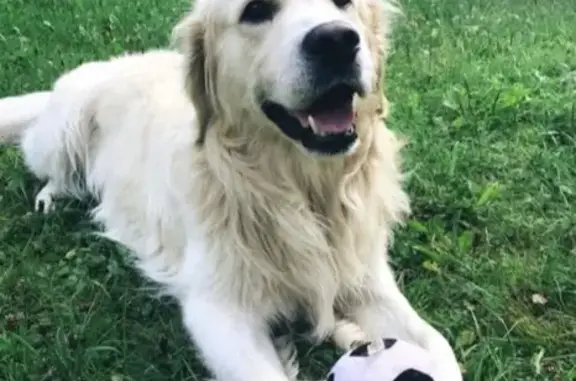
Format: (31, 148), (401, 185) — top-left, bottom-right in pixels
(349, 257), (463, 381)
(182, 292), (292, 381)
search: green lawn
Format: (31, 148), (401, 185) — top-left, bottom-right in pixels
(1, 0), (575, 380)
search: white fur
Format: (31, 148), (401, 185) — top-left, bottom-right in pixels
(0, 0), (463, 380)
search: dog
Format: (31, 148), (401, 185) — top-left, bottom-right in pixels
(0, 0), (463, 380)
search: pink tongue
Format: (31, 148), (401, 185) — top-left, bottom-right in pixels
(311, 108), (354, 133)
(295, 106), (354, 134)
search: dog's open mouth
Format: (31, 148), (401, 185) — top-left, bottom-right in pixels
(261, 84), (360, 155)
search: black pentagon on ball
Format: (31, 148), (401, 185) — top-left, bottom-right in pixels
(383, 338), (397, 349)
(348, 342), (371, 357)
(327, 372), (335, 381)
(392, 369), (434, 381)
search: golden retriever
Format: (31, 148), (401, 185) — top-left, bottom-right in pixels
(0, 0), (462, 379)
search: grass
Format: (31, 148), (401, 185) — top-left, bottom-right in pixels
(1, 0), (575, 380)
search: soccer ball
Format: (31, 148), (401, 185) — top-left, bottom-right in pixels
(327, 338), (443, 381)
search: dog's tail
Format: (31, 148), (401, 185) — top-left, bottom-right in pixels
(0, 91), (51, 144)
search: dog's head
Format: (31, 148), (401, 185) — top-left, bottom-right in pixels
(173, 0), (396, 156)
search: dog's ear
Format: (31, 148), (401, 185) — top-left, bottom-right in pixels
(358, 0), (400, 119)
(172, 14), (216, 146)
(362, 0), (400, 62)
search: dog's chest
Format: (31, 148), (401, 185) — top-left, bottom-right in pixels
(246, 183), (373, 304)
(191, 144), (397, 319)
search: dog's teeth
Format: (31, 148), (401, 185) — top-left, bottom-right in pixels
(346, 127), (354, 135)
(309, 116), (321, 135)
(309, 116), (327, 136)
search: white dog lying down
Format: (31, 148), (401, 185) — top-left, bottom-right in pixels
(0, 0), (463, 380)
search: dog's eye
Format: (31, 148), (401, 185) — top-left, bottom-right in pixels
(333, 0), (352, 8)
(240, 0), (278, 24)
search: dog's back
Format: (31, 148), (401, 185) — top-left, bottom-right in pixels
(10, 50), (189, 204)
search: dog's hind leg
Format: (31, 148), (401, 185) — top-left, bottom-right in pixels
(21, 118), (82, 214)
(34, 179), (68, 213)
(19, 72), (94, 213)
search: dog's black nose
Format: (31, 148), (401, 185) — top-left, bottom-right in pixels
(302, 21), (360, 67)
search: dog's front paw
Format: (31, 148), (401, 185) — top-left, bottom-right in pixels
(435, 359), (464, 381)
(430, 342), (463, 381)
(420, 333), (463, 381)
(331, 319), (368, 350)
